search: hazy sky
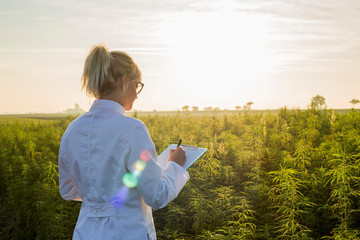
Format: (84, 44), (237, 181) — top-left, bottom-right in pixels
(1, 0), (359, 113)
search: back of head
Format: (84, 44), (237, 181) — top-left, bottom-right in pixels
(81, 44), (142, 99)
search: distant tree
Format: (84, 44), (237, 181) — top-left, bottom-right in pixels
(243, 102), (254, 110)
(310, 95), (326, 109)
(192, 106), (199, 111)
(204, 107), (212, 111)
(213, 107), (220, 111)
(235, 106), (241, 111)
(349, 99), (360, 108)
(182, 105), (189, 111)
(132, 110), (138, 118)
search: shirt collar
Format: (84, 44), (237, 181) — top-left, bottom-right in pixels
(89, 99), (126, 115)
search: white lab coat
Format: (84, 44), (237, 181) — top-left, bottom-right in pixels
(58, 99), (190, 240)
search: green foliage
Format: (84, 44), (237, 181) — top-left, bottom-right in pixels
(269, 167), (313, 239)
(1, 109), (360, 239)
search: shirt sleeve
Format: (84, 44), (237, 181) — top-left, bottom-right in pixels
(126, 121), (189, 209)
(58, 149), (82, 201)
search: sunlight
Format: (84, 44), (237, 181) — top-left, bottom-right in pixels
(161, 10), (277, 103)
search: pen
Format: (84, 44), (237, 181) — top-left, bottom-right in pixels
(177, 139), (182, 148)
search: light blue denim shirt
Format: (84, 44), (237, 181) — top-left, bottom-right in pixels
(58, 99), (190, 240)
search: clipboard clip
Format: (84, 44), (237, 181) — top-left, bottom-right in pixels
(181, 144), (198, 150)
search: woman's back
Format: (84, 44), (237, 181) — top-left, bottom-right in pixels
(59, 100), (189, 239)
(61, 100), (138, 205)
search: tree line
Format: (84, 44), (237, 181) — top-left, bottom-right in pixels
(181, 95), (360, 112)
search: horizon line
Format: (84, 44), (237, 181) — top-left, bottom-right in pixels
(1, 107), (359, 115)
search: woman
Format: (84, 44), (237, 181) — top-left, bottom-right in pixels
(58, 44), (189, 240)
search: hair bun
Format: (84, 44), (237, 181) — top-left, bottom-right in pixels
(81, 44), (142, 99)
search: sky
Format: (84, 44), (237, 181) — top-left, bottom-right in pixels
(0, 0), (359, 113)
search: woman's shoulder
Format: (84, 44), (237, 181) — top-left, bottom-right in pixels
(61, 112), (149, 143)
(120, 115), (147, 130)
(60, 113), (88, 144)
(63, 112), (91, 132)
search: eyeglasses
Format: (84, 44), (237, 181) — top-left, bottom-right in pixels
(136, 82), (144, 94)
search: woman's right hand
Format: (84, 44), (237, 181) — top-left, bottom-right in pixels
(169, 147), (186, 166)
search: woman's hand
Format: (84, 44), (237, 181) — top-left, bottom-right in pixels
(169, 147), (186, 166)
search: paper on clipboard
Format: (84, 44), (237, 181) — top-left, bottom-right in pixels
(157, 144), (207, 170)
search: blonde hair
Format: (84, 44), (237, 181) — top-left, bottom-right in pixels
(81, 44), (142, 98)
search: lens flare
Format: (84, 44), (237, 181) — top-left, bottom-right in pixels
(133, 160), (146, 172)
(133, 169), (141, 177)
(139, 150), (152, 162)
(122, 173), (138, 188)
(110, 149), (152, 208)
(109, 186), (129, 209)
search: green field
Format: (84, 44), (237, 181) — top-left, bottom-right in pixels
(0, 108), (358, 120)
(1, 108), (359, 239)
(0, 113), (81, 121)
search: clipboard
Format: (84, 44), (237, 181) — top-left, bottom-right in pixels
(157, 144), (207, 170)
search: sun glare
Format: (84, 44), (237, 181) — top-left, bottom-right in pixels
(161, 11), (276, 105)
